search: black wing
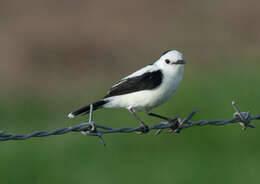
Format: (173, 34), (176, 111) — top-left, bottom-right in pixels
(104, 70), (163, 98)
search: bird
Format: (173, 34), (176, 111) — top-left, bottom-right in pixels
(68, 49), (185, 132)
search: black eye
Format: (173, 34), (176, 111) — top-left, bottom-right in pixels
(165, 59), (170, 64)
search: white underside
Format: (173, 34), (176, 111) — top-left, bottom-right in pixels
(103, 66), (183, 112)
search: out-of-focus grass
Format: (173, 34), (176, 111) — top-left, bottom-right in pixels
(0, 61), (260, 184)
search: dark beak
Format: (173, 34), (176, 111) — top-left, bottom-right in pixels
(174, 60), (186, 65)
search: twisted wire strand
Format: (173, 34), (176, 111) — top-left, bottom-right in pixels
(0, 101), (259, 146)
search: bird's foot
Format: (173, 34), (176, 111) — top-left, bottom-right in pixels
(81, 121), (96, 135)
(168, 119), (181, 133)
(168, 117), (180, 130)
(155, 117), (179, 135)
(137, 124), (150, 134)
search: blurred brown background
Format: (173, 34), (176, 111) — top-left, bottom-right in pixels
(1, 0), (259, 94)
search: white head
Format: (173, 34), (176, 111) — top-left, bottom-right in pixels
(154, 50), (185, 72)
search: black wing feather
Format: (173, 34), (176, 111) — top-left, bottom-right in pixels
(105, 70), (163, 98)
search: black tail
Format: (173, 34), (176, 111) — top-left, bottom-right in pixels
(68, 100), (108, 118)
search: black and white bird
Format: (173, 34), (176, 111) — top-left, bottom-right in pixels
(68, 50), (185, 132)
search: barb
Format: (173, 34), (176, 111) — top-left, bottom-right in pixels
(0, 101), (259, 146)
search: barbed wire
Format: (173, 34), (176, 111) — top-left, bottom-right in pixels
(0, 101), (259, 146)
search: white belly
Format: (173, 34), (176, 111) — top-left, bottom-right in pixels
(104, 66), (183, 111)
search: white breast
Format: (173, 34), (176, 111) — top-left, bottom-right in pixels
(104, 65), (184, 112)
(148, 65), (184, 109)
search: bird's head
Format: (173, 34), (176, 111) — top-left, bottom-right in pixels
(155, 50), (185, 72)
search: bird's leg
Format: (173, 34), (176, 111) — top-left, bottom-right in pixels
(147, 111), (179, 133)
(128, 108), (149, 133)
(147, 112), (170, 121)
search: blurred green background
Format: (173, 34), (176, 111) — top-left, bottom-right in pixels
(1, 0), (260, 184)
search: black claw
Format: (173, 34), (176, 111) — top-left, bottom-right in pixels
(167, 118), (180, 131)
(140, 125), (149, 134)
